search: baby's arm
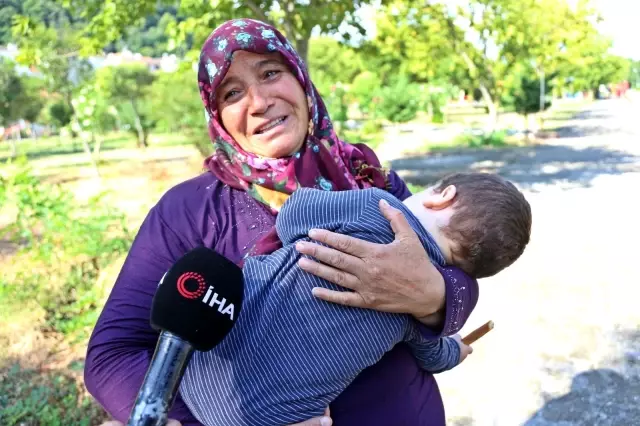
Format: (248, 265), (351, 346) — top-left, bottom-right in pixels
(404, 324), (472, 373)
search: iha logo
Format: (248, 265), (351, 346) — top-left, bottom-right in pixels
(176, 272), (207, 299)
(176, 271), (235, 320)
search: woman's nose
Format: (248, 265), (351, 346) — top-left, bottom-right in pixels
(247, 85), (272, 114)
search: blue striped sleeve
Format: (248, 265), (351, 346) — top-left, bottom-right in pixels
(404, 326), (461, 373)
(276, 188), (374, 245)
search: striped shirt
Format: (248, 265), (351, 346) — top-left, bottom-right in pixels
(179, 187), (461, 426)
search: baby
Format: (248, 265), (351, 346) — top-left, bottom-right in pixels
(179, 172), (532, 426)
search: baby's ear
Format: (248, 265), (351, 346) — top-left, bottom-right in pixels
(422, 185), (456, 210)
(441, 185), (457, 203)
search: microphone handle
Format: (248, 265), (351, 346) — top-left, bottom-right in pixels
(127, 331), (194, 426)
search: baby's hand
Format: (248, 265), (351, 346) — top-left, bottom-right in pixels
(452, 334), (473, 364)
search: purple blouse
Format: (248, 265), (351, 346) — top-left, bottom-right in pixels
(84, 171), (479, 426)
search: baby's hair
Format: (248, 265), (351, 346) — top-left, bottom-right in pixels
(432, 173), (532, 278)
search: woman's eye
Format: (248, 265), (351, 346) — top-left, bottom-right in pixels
(224, 90), (240, 100)
(265, 69), (281, 79)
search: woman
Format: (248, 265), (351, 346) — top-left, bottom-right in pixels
(86, 19), (478, 426)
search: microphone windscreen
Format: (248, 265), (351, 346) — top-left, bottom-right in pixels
(150, 247), (244, 351)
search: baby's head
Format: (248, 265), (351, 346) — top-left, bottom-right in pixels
(403, 172), (532, 279)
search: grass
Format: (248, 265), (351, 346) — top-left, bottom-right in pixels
(0, 362), (108, 426)
(541, 98), (593, 132)
(0, 131), (197, 162)
(1, 138), (205, 425)
(406, 183), (426, 194)
(342, 127), (386, 150)
(0, 97), (605, 424)
(382, 99), (594, 158)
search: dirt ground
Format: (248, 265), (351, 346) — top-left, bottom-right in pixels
(2, 98), (639, 425)
(385, 99), (640, 425)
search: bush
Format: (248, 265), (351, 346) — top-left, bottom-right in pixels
(374, 74), (423, 123)
(0, 363), (108, 426)
(47, 100), (74, 129)
(323, 84), (349, 125)
(423, 85), (452, 124)
(501, 65), (555, 120)
(361, 119), (383, 136)
(351, 71), (382, 115)
(150, 65), (204, 133)
(193, 134), (214, 158)
(1, 158), (132, 340)
(455, 130), (508, 148)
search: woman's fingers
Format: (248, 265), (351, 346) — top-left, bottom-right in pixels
(379, 199), (419, 242)
(296, 241), (362, 274)
(311, 286), (366, 308)
(305, 229), (372, 258)
(298, 257), (360, 290)
(288, 408), (332, 426)
(99, 421), (181, 426)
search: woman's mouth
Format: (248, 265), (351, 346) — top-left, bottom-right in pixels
(255, 116), (287, 135)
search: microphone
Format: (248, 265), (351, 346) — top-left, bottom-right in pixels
(126, 246), (244, 426)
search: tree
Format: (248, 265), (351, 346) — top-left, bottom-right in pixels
(350, 71), (383, 116)
(114, 9), (183, 57)
(372, 0), (607, 131)
(150, 65), (203, 134)
(366, 3), (468, 86)
(0, 0), (74, 45)
(630, 61), (640, 88)
(95, 64), (156, 147)
(46, 99), (74, 130)
(558, 38), (631, 97)
(0, 58), (44, 156)
(308, 36), (365, 96)
(0, 59), (40, 125)
(51, 0), (384, 65)
(501, 64), (555, 137)
(11, 17), (95, 145)
(375, 74), (423, 124)
(70, 85), (105, 176)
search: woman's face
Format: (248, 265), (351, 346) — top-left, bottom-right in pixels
(215, 51), (309, 159)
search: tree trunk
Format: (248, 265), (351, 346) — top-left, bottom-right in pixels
(295, 38), (309, 66)
(93, 132), (103, 162)
(539, 69), (546, 131)
(539, 69), (546, 113)
(81, 135), (100, 178)
(458, 50), (498, 134)
(130, 100), (148, 148)
(9, 131), (17, 158)
(280, 5), (309, 65)
(478, 84), (498, 133)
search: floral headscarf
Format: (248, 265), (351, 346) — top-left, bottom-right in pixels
(198, 19), (390, 256)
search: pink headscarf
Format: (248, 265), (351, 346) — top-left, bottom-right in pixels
(198, 19), (390, 257)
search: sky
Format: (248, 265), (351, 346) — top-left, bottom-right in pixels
(592, 0), (640, 60)
(355, 0), (640, 61)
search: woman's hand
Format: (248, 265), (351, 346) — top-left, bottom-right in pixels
(100, 421), (182, 426)
(99, 408), (331, 426)
(99, 409), (331, 426)
(295, 198), (445, 319)
(451, 334), (473, 364)
(290, 407), (332, 426)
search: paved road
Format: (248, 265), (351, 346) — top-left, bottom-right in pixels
(393, 99), (640, 425)
(388, 100), (640, 192)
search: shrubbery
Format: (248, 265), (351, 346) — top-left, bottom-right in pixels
(0, 158), (132, 424)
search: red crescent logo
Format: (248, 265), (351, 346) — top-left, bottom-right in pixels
(176, 272), (207, 299)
